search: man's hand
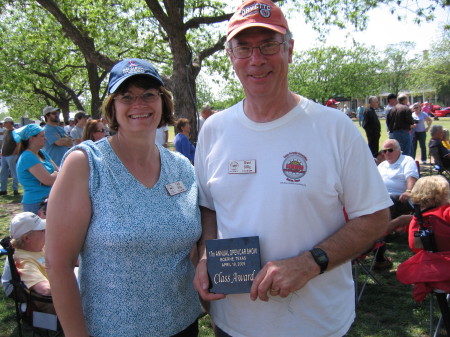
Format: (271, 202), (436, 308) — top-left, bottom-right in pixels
(250, 253), (319, 302)
(193, 258), (226, 302)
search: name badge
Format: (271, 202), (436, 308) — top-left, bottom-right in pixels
(165, 181), (187, 196)
(228, 160), (256, 174)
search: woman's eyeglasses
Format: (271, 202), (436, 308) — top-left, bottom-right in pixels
(381, 148), (394, 153)
(114, 90), (162, 105)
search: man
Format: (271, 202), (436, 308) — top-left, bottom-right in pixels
(70, 111), (89, 145)
(384, 93), (398, 117)
(197, 103), (214, 133)
(42, 106), (72, 166)
(0, 121), (4, 148)
(378, 139), (418, 220)
(193, 1), (392, 336)
(429, 124), (450, 169)
(64, 117), (75, 135)
(362, 96), (381, 157)
(376, 139), (418, 269)
(7, 212), (50, 296)
(386, 94), (415, 157)
(326, 98), (339, 109)
(0, 117), (19, 196)
(357, 103), (364, 126)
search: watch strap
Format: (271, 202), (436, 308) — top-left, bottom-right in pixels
(309, 247), (329, 274)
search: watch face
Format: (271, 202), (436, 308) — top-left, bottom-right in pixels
(317, 254), (327, 264)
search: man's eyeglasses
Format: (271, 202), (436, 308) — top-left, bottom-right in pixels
(230, 41), (287, 59)
(47, 112), (59, 116)
(95, 129), (105, 133)
(381, 148), (394, 153)
(114, 90), (162, 105)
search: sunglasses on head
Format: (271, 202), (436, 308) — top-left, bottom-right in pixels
(381, 148), (394, 153)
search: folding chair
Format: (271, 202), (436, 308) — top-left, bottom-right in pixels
(0, 236), (62, 337)
(429, 146), (450, 180)
(352, 240), (385, 305)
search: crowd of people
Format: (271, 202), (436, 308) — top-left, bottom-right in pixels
(0, 1), (449, 336)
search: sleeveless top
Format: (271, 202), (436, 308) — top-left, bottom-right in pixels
(63, 138), (202, 336)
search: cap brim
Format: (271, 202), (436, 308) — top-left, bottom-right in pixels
(35, 219), (46, 231)
(109, 73), (163, 94)
(227, 23), (287, 41)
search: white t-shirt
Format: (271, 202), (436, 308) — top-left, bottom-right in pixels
(377, 155), (419, 195)
(195, 97), (392, 337)
(155, 124), (169, 146)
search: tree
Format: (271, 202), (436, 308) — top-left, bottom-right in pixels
(288, 44), (385, 103)
(0, 0), (446, 127)
(408, 29), (450, 106)
(380, 41), (416, 95)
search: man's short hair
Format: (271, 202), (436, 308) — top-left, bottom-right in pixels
(387, 93), (397, 101)
(398, 94), (408, 104)
(368, 96), (378, 104)
(430, 124), (443, 137)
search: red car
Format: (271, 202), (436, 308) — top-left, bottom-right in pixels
(434, 107), (450, 118)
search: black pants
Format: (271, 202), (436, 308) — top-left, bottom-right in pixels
(366, 131), (380, 158)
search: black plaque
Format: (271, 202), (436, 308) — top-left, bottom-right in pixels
(206, 236), (261, 294)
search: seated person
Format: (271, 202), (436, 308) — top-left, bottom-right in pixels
(409, 175), (450, 253)
(429, 124), (450, 169)
(378, 139), (419, 218)
(5, 212), (49, 296)
(375, 139), (419, 269)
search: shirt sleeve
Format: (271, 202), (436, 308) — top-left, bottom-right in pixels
(16, 259), (48, 289)
(20, 151), (41, 171)
(44, 127), (60, 146)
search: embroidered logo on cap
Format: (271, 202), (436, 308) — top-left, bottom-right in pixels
(123, 60), (145, 75)
(240, 2), (271, 18)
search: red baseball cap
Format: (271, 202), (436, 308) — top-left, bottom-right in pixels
(227, 0), (289, 42)
(326, 99), (340, 107)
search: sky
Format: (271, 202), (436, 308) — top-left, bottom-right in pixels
(288, 3), (449, 54)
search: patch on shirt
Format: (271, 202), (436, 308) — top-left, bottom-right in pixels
(281, 152), (307, 183)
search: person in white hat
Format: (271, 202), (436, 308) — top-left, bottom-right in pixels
(8, 212), (50, 296)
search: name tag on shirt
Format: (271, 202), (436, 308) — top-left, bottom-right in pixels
(228, 160), (256, 174)
(165, 181), (187, 196)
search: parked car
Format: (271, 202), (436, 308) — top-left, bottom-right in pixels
(434, 107), (450, 118)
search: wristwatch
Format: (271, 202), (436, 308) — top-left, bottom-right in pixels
(309, 248), (329, 274)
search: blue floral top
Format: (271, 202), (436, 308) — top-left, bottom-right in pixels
(63, 138), (202, 336)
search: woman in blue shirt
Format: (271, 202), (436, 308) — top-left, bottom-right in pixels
(14, 124), (58, 214)
(174, 118), (195, 163)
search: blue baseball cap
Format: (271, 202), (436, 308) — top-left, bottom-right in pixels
(107, 58), (164, 94)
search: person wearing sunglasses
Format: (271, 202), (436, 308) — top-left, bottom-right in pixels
(42, 106), (73, 166)
(376, 139), (419, 269)
(81, 119), (106, 142)
(45, 58), (202, 337)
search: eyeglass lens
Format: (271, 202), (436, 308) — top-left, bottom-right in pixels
(115, 91), (161, 105)
(231, 41), (286, 59)
(382, 148), (394, 153)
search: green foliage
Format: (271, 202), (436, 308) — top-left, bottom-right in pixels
(289, 43), (385, 103)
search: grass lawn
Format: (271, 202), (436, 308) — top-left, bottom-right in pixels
(1, 118), (450, 336)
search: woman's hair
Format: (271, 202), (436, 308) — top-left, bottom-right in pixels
(102, 75), (174, 132)
(17, 137), (45, 160)
(411, 175), (450, 209)
(175, 118), (190, 133)
(82, 119), (102, 142)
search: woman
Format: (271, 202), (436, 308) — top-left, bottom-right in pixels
(411, 102), (432, 164)
(81, 118), (106, 142)
(409, 175), (450, 252)
(13, 124), (58, 214)
(174, 118), (195, 163)
(45, 58), (202, 337)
